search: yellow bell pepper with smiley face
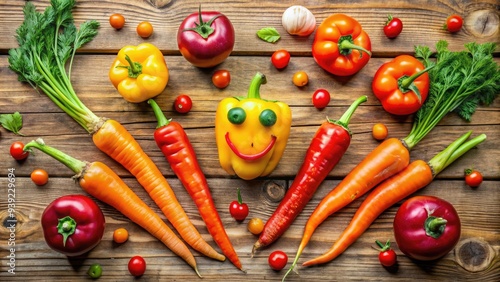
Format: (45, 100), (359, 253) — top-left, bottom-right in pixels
(215, 72), (292, 180)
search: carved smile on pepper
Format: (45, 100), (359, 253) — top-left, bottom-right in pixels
(225, 132), (277, 161)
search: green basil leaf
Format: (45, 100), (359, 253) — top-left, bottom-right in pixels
(0, 112), (24, 135)
(257, 27), (281, 43)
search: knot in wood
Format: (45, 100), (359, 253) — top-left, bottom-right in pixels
(455, 238), (496, 272)
(465, 10), (499, 38)
(262, 180), (286, 203)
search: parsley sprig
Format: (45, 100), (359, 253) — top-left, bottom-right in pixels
(8, 0), (101, 133)
(402, 41), (500, 150)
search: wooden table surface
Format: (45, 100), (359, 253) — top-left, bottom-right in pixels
(1, 0), (499, 281)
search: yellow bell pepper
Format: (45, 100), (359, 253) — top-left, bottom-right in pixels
(109, 43), (169, 103)
(215, 72), (292, 180)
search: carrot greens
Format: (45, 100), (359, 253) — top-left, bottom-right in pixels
(403, 41), (500, 149)
(8, 0), (100, 132)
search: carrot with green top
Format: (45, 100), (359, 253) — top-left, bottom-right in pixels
(24, 139), (201, 277)
(283, 41), (499, 280)
(299, 131), (485, 268)
(8, 0), (224, 263)
(149, 99), (241, 270)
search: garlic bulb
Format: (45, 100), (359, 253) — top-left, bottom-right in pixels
(282, 5), (316, 36)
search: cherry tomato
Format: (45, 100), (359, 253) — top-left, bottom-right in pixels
(312, 88), (331, 109)
(271, 49), (290, 69)
(128, 255), (146, 277)
(212, 69), (231, 89)
(247, 218), (264, 235)
(87, 263), (103, 279)
(445, 15), (463, 33)
(229, 188), (249, 221)
(375, 240), (397, 267)
(383, 15), (403, 39)
(268, 250), (288, 271)
(31, 168), (49, 186)
(174, 94), (193, 114)
(372, 123), (388, 141)
(464, 169), (483, 188)
(109, 13), (125, 30)
(113, 228), (129, 244)
(292, 71), (309, 87)
(136, 21), (154, 38)
(10, 141), (29, 161)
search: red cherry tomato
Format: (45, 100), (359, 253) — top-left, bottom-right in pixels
(383, 15), (403, 38)
(10, 141), (29, 161)
(212, 70), (231, 89)
(174, 95), (193, 114)
(137, 21), (154, 38)
(445, 15), (463, 33)
(464, 169), (483, 188)
(375, 240), (397, 267)
(312, 88), (331, 109)
(128, 256), (146, 277)
(31, 168), (49, 186)
(271, 49), (290, 70)
(268, 250), (288, 271)
(109, 13), (125, 30)
(229, 188), (249, 221)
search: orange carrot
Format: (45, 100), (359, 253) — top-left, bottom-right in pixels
(283, 137), (409, 279)
(284, 131), (485, 278)
(92, 119), (225, 262)
(303, 159), (432, 267)
(7, 2), (223, 263)
(23, 139), (201, 277)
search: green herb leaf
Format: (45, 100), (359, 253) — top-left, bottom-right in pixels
(0, 112), (24, 135)
(403, 40), (500, 149)
(257, 27), (280, 43)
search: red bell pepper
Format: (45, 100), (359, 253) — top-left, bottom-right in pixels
(41, 194), (105, 256)
(148, 99), (242, 270)
(372, 55), (433, 115)
(312, 14), (372, 76)
(393, 195), (461, 261)
(253, 96), (367, 253)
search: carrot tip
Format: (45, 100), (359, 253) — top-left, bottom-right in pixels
(251, 241), (261, 258)
(194, 266), (202, 278)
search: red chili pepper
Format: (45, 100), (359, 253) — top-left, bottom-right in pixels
(372, 55), (434, 115)
(252, 96), (367, 254)
(148, 99), (242, 270)
(41, 194), (105, 257)
(312, 14), (372, 76)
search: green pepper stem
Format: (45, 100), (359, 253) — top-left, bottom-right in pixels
(327, 95), (367, 134)
(57, 216), (77, 247)
(23, 138), (87, 175)
(427, 131), (486, 176)
(148, 99), (171, 128)
(338, 35), (372, 57)
(399, 65), (435, 104)
(424, 215), (448, 239)
(247, 72), (267, 99)
(116, 54), (143, 79)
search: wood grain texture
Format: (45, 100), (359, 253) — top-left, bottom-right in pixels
(0, 0), (499, 281)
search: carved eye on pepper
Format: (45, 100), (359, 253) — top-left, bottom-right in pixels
(372, 55), (434, 115)
(215, 72), (292, 180)
(109, 43), (169, 103)
(312, 14), (372, 76)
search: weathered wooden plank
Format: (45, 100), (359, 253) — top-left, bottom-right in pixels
(0, 0), (498, 55)
(0, 177), (498, 280)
